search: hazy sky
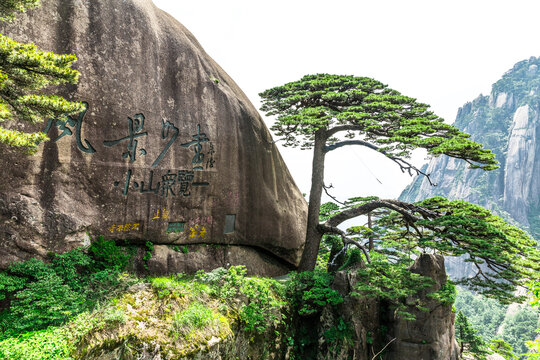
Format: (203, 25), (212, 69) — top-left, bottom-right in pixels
(153, 0), (540, 201)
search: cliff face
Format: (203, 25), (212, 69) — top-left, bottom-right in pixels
(401, 57), (540, 243)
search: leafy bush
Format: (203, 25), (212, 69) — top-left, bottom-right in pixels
(196, 266), (285, 334)
(0, 327), (69, 360)
(286, 270), (343, 316)
(88, 236), (132, 271)
(0, 236), (136, 336)
(9, 273), (86, 332)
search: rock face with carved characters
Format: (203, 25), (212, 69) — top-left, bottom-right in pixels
(0, 0), (307, 274)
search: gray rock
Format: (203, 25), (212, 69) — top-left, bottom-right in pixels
(0, 0), (307, 274)
(385, 254), (460, 360)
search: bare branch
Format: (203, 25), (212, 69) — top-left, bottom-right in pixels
(323, 183), (348, 206)
(372, 338), (397, 360)
(324, 139), (436, 186)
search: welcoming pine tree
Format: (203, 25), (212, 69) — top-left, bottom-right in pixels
(260, 74), (498, 271)
(260, 74), (539, 305)
(0, 0), (84, 153)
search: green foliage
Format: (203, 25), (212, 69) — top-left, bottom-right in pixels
(286, 270), (343, 316)
(0, 327), (69, 360)
(0, 272), (25, 301)
(102, 307), (126, 325)
(525, 281), (540, 359)
(455, 310), (491, 360)
(454, 286), (508, 341)
(0, 2), (84, 153)
(171, 302), (219, 335)
(260, 74), (497, 170)
(490, 339), (519, 360)
(0, 311), (102, 360)
(51, 247), (92, 292)
(416, 197), (540, 304)
(501, 306), (540, 357)
(143, 241), (154, 262)
(427, 279), (457, 307)
(9, 273), (85, 332)
(0, 0), (40, 22)
(322, 317), (353, 344)
(196, 266), (285, 334)
(0, 238), (136, 336)
(353, 256), (434, 320)
(88, 236), (132, 271)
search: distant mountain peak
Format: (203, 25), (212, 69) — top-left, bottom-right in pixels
(401, 57), (540, 243)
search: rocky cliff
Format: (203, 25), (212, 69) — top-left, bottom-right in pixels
(0, 0), (307, 274)
(401, 57), (540, 245)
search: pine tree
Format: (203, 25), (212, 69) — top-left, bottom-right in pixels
(260, 74), (498, 271)
(455, 311), (490, 359)
(0, 0), (84, 154)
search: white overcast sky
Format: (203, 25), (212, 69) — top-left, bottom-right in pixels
(153, 0), (540, 202)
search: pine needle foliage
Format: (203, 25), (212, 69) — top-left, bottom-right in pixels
(260, 74), (498, 170)
(0, 0), (84, 153)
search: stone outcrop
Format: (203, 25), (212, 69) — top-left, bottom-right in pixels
(314, 254), (459, 360)
(400, 57), (540, 277)
(385, 254), (460, 360)
(0, 0), (307, 273)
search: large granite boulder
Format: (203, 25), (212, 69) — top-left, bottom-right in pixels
(0, 0), (307, 273)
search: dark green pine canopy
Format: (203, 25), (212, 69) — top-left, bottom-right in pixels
(260, 74), (498, 171)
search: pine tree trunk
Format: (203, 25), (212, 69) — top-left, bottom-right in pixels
(298, 130), (327, 272)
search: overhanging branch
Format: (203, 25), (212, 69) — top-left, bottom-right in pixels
(324, 139), (436, 186)
(325, 199), (439, 228)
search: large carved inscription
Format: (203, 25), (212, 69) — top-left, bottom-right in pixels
(43, 102), (219, 241)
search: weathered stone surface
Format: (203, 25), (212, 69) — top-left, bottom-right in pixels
(386, 254), (460, 360)
(141, 245), (294, 278)
(317, 269), (381, 360)
(0, 0), (307, 273)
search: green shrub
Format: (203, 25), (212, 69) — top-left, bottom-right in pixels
(51, 247), (92, 292)
(0, 327), (69, 360)
(102, 307), (126, 325)
(9, 273), (85, 332)
(88, 236), (132, 271)
(171, 302), (218, 335)
(286, 270), (343, 316)
(195, 266), (284, 334)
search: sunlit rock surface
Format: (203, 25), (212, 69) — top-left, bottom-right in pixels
(0, 0), (307, 273)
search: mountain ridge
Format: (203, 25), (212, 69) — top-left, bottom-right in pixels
(401, 56), (540, 243)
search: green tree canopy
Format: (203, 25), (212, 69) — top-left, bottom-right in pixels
(0, 0), (83, 153)
(260, 74), (498, 271)
(455, 310), (490, 359)
(320, 196), (540, 304)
